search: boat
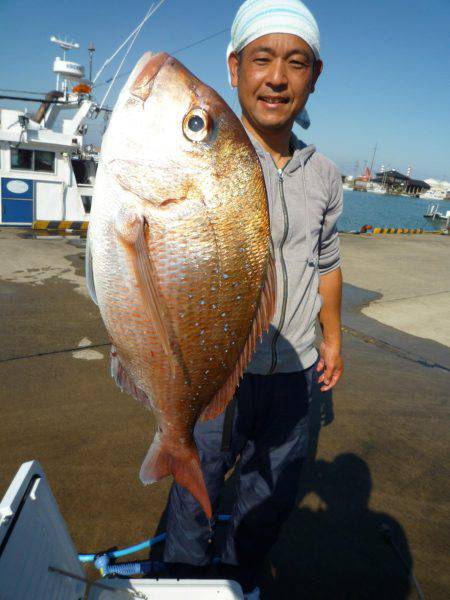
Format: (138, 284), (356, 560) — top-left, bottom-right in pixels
(0, 37), (104, 227)
(369, 184), (385, 194)
(423, 203), (450, 228)
(422, 179), (450, 201)
(420, 189), (445, 201)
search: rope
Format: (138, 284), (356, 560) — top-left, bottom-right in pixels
(78, 514), (230, 564)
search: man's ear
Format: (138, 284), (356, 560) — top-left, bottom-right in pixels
(310, 59), (323, 93)
(228, 52), (240, 88)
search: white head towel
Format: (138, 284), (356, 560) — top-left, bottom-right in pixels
(227, 0), (320, 129)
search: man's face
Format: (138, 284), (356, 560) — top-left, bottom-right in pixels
(228, 33), (322, 133)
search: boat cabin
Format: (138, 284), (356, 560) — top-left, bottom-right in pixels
(0, 107), (95, 226)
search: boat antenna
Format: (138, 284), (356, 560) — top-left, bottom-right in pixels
(368, 142), (378, 181)
(98, 0), (167, 111)
(88, 42), (95, 95)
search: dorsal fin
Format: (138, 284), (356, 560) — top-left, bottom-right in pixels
(200, 251), (276, 422)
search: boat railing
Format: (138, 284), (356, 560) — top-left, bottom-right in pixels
(424, 203), (439, 219)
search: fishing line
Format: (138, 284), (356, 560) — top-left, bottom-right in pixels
(171, 28), (229, 56)
(98, 0), (168, 111)
(0, 342), (110, 364)
(93, 28), (229, 89)
(92, 1), (165, 85)
(380, 524), (425, 600)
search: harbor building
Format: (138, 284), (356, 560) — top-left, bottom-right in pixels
(372, 170), (430, 196)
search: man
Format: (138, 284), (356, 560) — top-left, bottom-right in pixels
(163, 1), (343, 597)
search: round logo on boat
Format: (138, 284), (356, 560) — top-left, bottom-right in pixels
(6, 180), (29, 195)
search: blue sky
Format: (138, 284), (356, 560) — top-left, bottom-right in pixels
(1, 0), (448, 180)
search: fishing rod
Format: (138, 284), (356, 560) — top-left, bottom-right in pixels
(0, 95), (65, 104)
(0, 88), (48, 96)
(0, 95), (112, 113)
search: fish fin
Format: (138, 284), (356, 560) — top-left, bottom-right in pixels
(200, 251), (276, 422)
(85, 234), (98, 305)
(110, 346), (153, 410)
(116, 210), (177, 376)
(140, 431), (212, 519)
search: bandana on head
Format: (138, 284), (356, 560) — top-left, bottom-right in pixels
(227, 0), (320, 129)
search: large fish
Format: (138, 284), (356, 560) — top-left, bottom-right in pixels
(86, 52), (275, 519)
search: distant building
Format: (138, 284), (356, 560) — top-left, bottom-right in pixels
(406, 178), (430, 195)
(372, 170), (430, 196)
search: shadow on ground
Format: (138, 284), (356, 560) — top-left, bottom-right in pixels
(257, 388), (412, 600)
(151, 385), (413, 600)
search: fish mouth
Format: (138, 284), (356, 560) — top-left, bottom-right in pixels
(131, 52), (171, 102)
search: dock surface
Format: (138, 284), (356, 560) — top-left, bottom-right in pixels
(0, 228), (449, 599)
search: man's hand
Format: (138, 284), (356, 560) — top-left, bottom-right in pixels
(316, 340), (343, 392)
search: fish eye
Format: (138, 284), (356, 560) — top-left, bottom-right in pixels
(183, 108), (210, 142)
(188, 115), (204, 132)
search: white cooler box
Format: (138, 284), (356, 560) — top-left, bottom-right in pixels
(0, 461), (244, 599)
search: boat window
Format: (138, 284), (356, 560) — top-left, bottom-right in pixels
(11, 148), (55, 172)
(11, 148), (33, 170)
(81, 195), (92, 214)
(72, 159), (97, 184)
(35, 150), (55, 173)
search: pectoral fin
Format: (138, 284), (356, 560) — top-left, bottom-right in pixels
(115, 207), (177, 375)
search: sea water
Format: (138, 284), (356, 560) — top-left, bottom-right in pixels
(338, 191), (445, 232)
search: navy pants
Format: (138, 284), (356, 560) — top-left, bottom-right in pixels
(163, 366), (315, 585)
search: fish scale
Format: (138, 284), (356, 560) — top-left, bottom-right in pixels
(87, 51), (276, 518)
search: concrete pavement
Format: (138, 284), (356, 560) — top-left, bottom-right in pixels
(341, 233), (450, 350)
(0, 228), (448, 599)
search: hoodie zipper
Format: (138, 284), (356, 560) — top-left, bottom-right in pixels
(268, 167), (290, 374)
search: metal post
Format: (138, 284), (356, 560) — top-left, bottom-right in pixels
(88, 42), (95, 93)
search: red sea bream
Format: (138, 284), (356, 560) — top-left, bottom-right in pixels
(86, 52), (276, 518)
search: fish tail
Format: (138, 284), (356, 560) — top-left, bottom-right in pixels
(139, 431), (212, 519)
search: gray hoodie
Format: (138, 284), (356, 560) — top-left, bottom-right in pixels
(246, 133), (343, 375)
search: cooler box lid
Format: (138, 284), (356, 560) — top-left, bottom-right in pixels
(0, 461), (243, 599)
(0, 460), (85, 599)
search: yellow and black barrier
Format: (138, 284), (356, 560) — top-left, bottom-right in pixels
(372, 227), (424, 234)
(357, 225), (425, 235)
(32, 220), (89, 232)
